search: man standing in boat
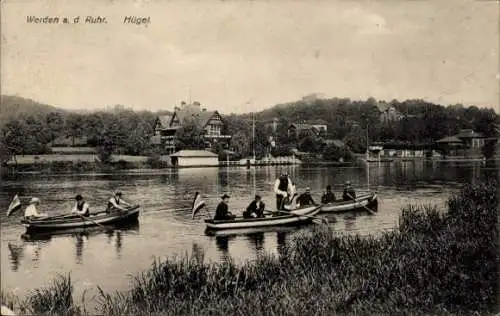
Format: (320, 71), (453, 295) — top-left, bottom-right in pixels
(214, 194), (235, 221)
(72, 195), (90, 217)
(274, 171), (294, 210)
(107, 192), (132, 213)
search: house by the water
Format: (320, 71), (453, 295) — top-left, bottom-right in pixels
(435, 129), (487, 158)
(169, 150), (219, 167)
(151, 101), (232, 154)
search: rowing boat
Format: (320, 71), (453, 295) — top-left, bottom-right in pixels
(319, 193), (378, 213)
(204, 205), (321, 231)
(21, 206), (140, 232)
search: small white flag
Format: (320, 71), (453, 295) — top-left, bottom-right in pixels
(191, 192), (206, 219)
(6, 194), (21, 217)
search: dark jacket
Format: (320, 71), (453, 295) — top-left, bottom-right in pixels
(321, 191), (336, 204)
(214, 202), (234, 221)
(244, 200), (265, 218)
(297, 193), (315, 206)
(343, 188), (356, 201)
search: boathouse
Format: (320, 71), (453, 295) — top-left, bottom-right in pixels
(169, 150), (219, 167)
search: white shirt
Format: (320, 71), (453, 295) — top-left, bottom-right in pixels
(72, 202), (90, 215)
(274, 177), (293, 197)
(24, 204), (41, 218)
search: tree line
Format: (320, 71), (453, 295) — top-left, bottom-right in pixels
(1, 97), (498, 165)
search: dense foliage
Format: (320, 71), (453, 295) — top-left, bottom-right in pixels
(1, 95), (498, 164)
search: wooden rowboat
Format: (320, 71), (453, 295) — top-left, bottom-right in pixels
(204, 205), (321, 231)
(320, 193), (378, 213)
(21, 206), (140, 232)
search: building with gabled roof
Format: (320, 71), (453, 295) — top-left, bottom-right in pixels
(151, 101), (231, 154)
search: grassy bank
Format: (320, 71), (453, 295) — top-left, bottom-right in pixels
(1, 159), (170, 175)
(2, 182), (498, 315)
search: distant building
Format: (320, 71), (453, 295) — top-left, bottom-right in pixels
(264, 117), (279, 134)
(377, 102), (404, 123)
(169, 150), (219, 167)
(287, 120), (328, 139)
(151, 101), (231, 154)
(436, 129), (487, 157)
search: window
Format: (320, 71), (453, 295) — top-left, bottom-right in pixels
(206, 124), (221, 136)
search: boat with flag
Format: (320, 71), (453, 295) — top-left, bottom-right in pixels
(5, 194), (140, 232)
(204, 205), (321, 231)
(20, 206), (140, 232)
(191, 192), (322, 231)
(319, 192), (378, 213)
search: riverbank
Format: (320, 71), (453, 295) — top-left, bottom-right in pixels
(1, 182), (497, 315)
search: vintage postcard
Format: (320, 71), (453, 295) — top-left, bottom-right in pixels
(1, 1), (499, 315)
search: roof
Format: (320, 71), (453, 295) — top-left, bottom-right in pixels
(173, 108), (221, 130)
(156, 115), (172, 128)
(50, 136), (88, 146)
(454, 129), (486, 139)
(169, 150), (218, 157)
(325, 139), (345, 147)
(436, 136), (464, 144)
(290, 123), (313, 130)
(376, 102), (391, 112)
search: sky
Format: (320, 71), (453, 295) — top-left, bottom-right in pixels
(1, 0), (499, 114)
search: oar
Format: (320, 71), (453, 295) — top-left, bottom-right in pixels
(78, 215), (113, 232)
(276, 207), (329, 224)
(346, 193), (377, 215)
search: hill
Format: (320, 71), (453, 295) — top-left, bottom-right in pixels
(0, 95), (67, 127)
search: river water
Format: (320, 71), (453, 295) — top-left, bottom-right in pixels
(0, 161), (497, 306)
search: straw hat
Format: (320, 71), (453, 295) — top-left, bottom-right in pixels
(29, 197), (40, 204)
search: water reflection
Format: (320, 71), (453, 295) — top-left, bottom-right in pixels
(9, 222), (139, 271)
(7, 243), (24, 272)
(276, 231), (287, 257)
(75, 233), (87, 264)
(246, 233), (265, 253)
(215, 235), (231, 261)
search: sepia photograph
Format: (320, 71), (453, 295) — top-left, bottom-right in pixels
(0, 0), (499, 315)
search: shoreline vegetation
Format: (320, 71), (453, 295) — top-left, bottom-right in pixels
(1, 182), (498, 315)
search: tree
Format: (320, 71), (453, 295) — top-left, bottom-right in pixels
(323, 144), (353, 162)
(344, 127), (367, 153)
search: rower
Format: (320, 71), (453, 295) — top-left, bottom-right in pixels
(72, 194), (90, 217)
(321, 185), (336, 204)
(274, 171), (294, 211)
(24, 197), (48, 220)
(297, 188), (317, 207)
(214, 194), (235, 221)
(342, 181), (356, 201)
(243, 195), (265, 218)
(107, 192), (132, 213)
